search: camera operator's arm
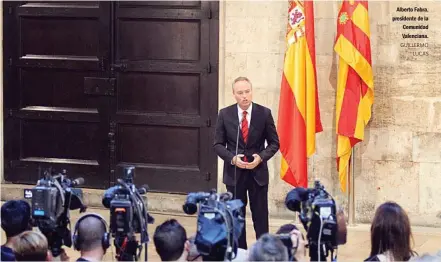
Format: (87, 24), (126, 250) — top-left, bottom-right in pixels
(290, 230), (307, 262)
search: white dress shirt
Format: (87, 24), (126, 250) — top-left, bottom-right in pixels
(237, 103), (252, 128)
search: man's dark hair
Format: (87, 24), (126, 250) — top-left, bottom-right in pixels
(77, 216), (107, 252)
(1, 200), (31, 238)
(153, 219), (187, 261)
(276, 223), (298, 234)
(248, 234), (289, 261)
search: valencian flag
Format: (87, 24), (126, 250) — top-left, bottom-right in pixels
(278, 0), (322, 188)
(335, 0), (374, 192)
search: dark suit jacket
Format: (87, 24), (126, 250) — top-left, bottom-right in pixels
(213, 103), (280, 186)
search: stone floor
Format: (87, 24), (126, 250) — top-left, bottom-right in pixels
(1, 203), (441, 261)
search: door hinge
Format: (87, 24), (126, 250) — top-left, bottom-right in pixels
(206, 118), (211, 127)
(99, 57), (105, 71)
(206, 9), (212, 19)
(206, 63), (211, 73)
(205, 172), (211, 181)
(8, 58), (12, 67)
(8, 6), (13, 15)
(111, 62), (127, 72)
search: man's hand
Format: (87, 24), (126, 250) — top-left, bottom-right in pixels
(290, 229), (307, 262)
(232, 154), (247, 169)
(245, 154), (262, 169)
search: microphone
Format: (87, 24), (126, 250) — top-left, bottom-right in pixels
(285, 187), (309, 212)
(137, 184), (149, 195)
(71, 177), (84, 187)
(233, 120), (241, 201)
(220, 192), (233, 201)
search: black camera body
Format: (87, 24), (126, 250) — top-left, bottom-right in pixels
(285, 180), (338, 261)
(24, 168), (86, 257)
(183, 189), (245, 262)
(102, 166), (153, 261)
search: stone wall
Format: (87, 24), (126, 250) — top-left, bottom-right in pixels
(219, 0), (441, 225)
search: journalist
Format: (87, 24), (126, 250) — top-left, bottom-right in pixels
(248, 233), (289, 261)
(153, 219), (190, 261)
(14, 231), (52, 261)
(1, 199), (33, 261)
(276, 224), (307, 262)
(73, 213), (110, 262)
(364, 201), (417, 261)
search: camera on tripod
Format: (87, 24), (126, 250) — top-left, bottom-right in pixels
(285, 180), (338, 262)
(102, 166), (154, 261)
(183, 189), (245, 261)
(23, 168), (86, 257)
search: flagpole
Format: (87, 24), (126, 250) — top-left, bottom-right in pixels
(348, 147), (356, 226)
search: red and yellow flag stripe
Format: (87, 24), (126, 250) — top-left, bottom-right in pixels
(335, 0), (374, 192)
(278, 0), (322, 188)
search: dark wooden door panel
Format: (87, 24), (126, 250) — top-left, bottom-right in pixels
(4, 1), (219, 193)
(118, 1), (201, 8)
(112, 1), (218, 193)
(20, 69), (102, 109)
(3, 1), (111, 189)
(117, 73), (200, 114)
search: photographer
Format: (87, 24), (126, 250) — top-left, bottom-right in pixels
(364, 202), (416, 261)
(14, 231), (52, 261)
(153, 219), (190, 261)
(248, 233), (289, 261)
(1, 200), (32, 261)
(276, 224), (307, 262)
(73, 213), (110, 262)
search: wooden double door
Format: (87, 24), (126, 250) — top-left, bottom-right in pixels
(3, 1), (219, 193)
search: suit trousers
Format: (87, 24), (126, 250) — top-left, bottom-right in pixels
(226, 169), (269, 250)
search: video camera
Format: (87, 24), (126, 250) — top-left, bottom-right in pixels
(183, 189), (245, 262)
(23, 168), (86, 257)
(285, 180), (338, 262)
(102, 166), (154, 261)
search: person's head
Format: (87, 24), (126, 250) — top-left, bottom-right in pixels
(370, 201), (415, 261)
(1, 200), (32, 239)
(14, 231), (51, 261)
(276, 223), (298, 234)
(153, 219), (189, 261)
(73, 213), (109, 255)
(232, 76), (253, 110)
(248, 233), (289, 261)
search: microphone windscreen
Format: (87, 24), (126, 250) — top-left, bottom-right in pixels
(285, 187), (308, 212)
(72, 177), (84, 186)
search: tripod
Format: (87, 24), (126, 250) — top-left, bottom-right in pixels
(309, 242), (337, 262)
(114, 235), (143, 261)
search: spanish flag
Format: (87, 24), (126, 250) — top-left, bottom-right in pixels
(278, 0), (322, 188)
(335, 0), (374, 192)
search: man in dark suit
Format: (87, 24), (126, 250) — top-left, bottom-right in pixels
(213, 76), (280, 249)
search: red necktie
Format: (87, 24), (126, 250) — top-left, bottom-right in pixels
(241, 111), (249, 162)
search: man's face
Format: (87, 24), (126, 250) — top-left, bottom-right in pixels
(233, 80), (253, 109)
